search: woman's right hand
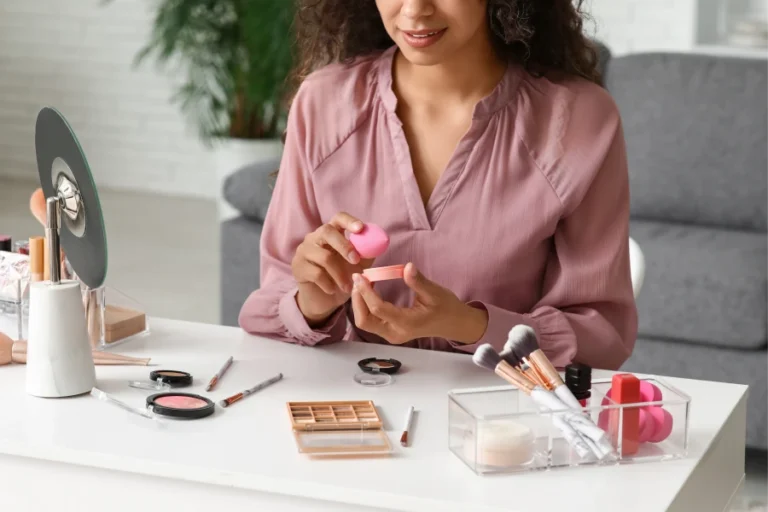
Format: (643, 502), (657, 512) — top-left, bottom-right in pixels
(292, 212), (373, 325)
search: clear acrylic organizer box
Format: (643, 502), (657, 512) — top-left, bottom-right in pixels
(82, 285), (150, 350)
(0, 279), (28, 341)
(0, 278), (149, 350)
(448, 377), (691, 475)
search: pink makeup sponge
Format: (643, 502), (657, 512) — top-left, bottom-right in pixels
(598, 385), (673, 444)
(348, 223), (389, 259)
(598, 408), (610, 431)
(603, 381), (662, 405)
(639, 381), (662, 403)
(599, 406), (656, 442)
(637, 408), (657, 443)
(646, 407), (673, 443)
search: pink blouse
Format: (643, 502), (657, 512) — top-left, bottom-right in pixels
(239, 46), (638, 370)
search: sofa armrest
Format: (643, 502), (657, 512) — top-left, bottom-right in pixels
(223, 158), (280, 223)
(220, 216), (264, 327)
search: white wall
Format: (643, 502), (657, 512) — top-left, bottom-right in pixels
(584, 0), (697, 55)
(0, 0), (214, 198)
(585, 0), (768, 56)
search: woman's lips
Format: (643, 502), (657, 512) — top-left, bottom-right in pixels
(401, 28), (447, 49)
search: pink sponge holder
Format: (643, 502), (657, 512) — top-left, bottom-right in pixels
(448, 376), (691, 476)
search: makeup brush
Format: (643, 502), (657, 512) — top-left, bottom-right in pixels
(0, 338), (150, 366)
(501, 346), (547, 389)
(0, 332), (12, 366)
(477, 344), (615, 460)
(505, 326), (616, 458)
(506, 325), (587, 409)
(472, 345), (594, 459)
(498, 346), (520, 367)
(501, 343), (612, 459)
(88, 352), (152, 366)
(89, 349), (149, 364)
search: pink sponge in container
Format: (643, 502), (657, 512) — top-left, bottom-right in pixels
(348, 223), (390, 259)
(597, 381), (673, 444)
(646, 407), (673, 443)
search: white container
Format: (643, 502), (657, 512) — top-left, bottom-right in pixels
(25, 281), (95, 398)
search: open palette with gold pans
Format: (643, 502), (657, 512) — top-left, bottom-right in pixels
(287, 400), (393, 457)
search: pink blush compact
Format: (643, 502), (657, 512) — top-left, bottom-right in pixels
(348, 223), (390, 259)
(146, 392), (215, 420)
(155, 395), (208, 409)
(363, 264), (405, 282)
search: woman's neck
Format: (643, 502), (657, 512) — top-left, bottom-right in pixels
(392, 34), (507, 110)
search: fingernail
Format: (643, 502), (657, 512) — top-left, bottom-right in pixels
(352, 274), (362, 285)
(351, 221), (363, 231)
(348, 251), (360, 264)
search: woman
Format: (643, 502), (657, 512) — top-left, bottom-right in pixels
(239, 0), (638, 370)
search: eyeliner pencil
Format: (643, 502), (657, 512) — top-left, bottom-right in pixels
(206, 356), (234, 391)
(218, 373), (283, 408)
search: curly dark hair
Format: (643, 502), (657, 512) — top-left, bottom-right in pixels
(286, 0), (601, 106)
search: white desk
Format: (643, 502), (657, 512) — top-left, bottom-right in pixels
(0, 318), (747, 512)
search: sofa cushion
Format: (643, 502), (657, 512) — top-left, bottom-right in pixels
(607, 52), (767, 232)
(220, 216), (263, 327)
(223, 158), (280, 222)
(630, 220), (766, 350)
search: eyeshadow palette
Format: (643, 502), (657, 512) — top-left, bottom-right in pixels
(287, 400), (392, 456)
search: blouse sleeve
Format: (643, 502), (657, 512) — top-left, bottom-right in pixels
(237, 87), (348, 346)
(460, 117), (638, 370)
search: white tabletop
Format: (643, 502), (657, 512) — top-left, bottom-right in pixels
(0, 318), (748, 512)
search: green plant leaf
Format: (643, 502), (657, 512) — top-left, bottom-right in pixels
(105, 0), (296, 141)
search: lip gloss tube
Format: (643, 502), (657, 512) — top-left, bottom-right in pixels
(608, 373), (641, 456)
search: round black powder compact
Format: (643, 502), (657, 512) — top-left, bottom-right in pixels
(129, 369), (193, 391)
(146, 392), (215, 420)
(354, 357), (402, 387)
(150, 370), (193, 388)
(357, 358), (402, 375)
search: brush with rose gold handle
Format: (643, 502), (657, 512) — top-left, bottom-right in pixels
(1, 333), (150, 366)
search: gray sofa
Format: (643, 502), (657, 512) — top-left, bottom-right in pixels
(220, 50), (767, 450)
(609, 52), (767, 450)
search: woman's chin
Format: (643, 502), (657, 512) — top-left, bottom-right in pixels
(396, 46), (450, 67)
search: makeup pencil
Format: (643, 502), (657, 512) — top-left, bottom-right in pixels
(206, 355), (233, 391)
(218, 373), (283, 408)
(400, 406), (415, 447)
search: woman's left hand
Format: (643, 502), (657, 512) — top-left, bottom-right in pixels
(350, 263), (488, 345)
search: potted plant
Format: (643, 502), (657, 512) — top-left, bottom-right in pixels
(127, 0), (294, 216)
